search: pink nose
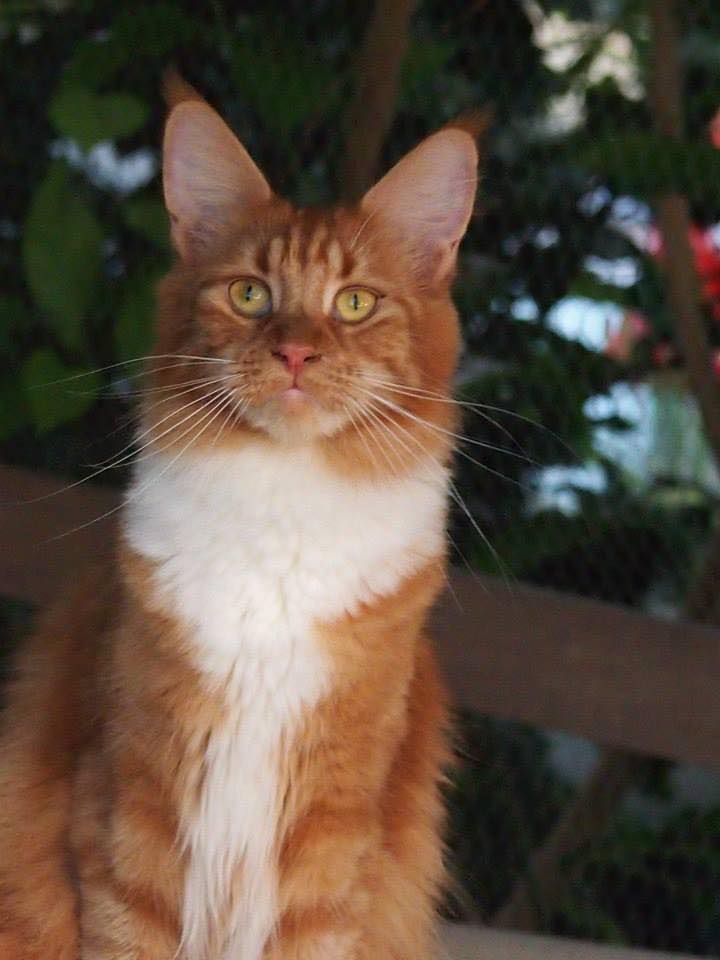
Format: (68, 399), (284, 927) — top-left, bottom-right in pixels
(272, 343), (321, 377)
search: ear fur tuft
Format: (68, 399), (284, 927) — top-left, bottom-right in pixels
(161, 81), (272, 261)
(162, 68), (203, 109)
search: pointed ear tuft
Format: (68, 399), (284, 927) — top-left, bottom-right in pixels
(360, 124), (480, 283)
(443, 106), (493, 143)
(162, 94), (272, 260)
(162, 68), (203, 109)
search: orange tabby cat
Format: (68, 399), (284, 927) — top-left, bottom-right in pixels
(0, 80), (477, 960)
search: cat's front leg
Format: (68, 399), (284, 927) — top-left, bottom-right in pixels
(73, 751), (183, 960)
(263, 802), (379, 960)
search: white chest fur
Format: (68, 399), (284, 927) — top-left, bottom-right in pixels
(123, 443), (447, 960)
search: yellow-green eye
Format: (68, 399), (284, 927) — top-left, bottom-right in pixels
(334, 287), (378, 323)
(228, 278), (272, 318)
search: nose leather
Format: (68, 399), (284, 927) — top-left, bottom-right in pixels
(273, 343), (321, 377)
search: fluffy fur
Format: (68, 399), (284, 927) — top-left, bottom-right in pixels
(0, 81), (477, 959)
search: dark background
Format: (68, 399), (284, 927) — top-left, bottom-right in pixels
(2, 0), (720, 952)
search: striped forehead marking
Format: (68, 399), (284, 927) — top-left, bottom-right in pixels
(326, 239), (343, 275)
(267, 236), (285, 274)
(246, 218), (365, 314)
(306, 222), (328, 264)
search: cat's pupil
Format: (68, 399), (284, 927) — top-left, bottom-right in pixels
(351, 293), (359, 310)
(244, 285), (254, 301)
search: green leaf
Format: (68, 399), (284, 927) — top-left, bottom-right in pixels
(61, 7), (200, 90)
(115, 270), (158, 361)
(49, 84), (148, 150)
(21, 349), (101, 434)
(22, 162), (103, 351)
(401, 36), (457, 96)
(577, 132), (720, 205)
(123, 197), (170, 249)
(569, 272), (630, 305)
(230, 24), (341, 142)
(0, 375), (30, 441)
(0, 294), (30, 358)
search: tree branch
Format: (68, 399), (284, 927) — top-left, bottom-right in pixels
(338, 0), (419, 201)
(650, 0), (720, 461)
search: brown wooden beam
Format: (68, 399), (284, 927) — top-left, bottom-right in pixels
(0, 464), (116, 607)
(440, 925), (702, 960)
(2, 464), (720, 771)
(433, 573), (720, 771)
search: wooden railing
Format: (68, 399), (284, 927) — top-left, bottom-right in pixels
(3, 464), (720, 770)
(0, 462), (712, 960)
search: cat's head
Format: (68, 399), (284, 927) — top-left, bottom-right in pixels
(148, 83), (478, 474)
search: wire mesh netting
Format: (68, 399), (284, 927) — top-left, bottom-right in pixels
(2, 0), (720, 955)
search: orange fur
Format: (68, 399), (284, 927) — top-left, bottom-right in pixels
(0, 85), (478, 959)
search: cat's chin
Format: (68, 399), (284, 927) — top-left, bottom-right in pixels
(242, 393), (349, 444)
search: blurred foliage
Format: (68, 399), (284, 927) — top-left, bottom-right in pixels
(554, 807), (720, 953)
(445, 712), (571, 919)
(2, 0), (720, 952)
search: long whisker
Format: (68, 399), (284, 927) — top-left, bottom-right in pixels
(211, 392), (243, 447)
(64, 364), (238, 400)
(10, 388), (233, 506)
(44, 392), (234, 543)
(356, 402), (405, 479)
(361, 374), (530, 457)
(362, 402), (445, 484)
(363, 380), (536, 461)
(349, 398), (486, 584)
(361, 394), (529, 492)
(343, 400), (384, 479)
(362, 374), (577, 460)
(112, 371), (241, 398)
(87, 377), (240, 468)
(448, 476), (514, 590)
(356, 387), (538, 474)
(354, 396), (513, 583)
(125, 388), (235, 467)
(31, 354), (231, 390)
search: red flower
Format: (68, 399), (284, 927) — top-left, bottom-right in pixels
(652, 342), (676, 368)
(652, 225), (720, 322)
(688, 226), (720, 321)
(710, 108), (720, 150)
(605, 310), (650, 362)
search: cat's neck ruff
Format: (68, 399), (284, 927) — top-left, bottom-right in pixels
(123, 440), (448, 679)
(122, 439), (448, 960)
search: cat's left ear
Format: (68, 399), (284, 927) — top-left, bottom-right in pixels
(360, 122), (480, 284)
(162, 83), (272, 260)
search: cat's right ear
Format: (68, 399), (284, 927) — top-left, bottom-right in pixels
(162, 90), (271, 260)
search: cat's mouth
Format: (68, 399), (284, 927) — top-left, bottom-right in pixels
(239, 380), (347, 442)
(280, 386), (309, 404)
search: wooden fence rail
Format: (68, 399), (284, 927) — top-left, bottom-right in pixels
(2, 463), (720, 771)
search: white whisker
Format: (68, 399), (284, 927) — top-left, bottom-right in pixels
(361, 374), (532, 457)
(211, 393), (242, 447)
(350, 397), (483, 583)
(363, 375), (576, 460)
(448, 477), (514, 590)
(44, 392), (234, 543)
(31, 354), (231, 390)
(357, 381), (537, 466)
(343, 399), (384, 478)
(13, 390), (231, 508)
(88, 378), (239, 468)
